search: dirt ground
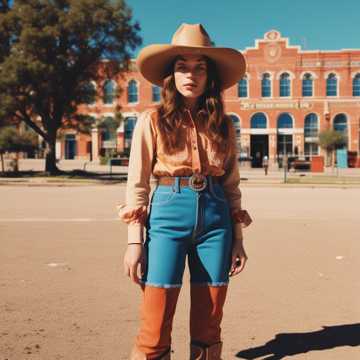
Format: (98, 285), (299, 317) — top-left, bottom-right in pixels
(1, 184), (359, 359)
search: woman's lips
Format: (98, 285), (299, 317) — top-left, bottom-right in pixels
(184, 84), (196, 89)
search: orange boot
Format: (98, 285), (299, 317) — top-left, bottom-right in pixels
(189, 284), (228, 360)
(130, 285), (181, 359)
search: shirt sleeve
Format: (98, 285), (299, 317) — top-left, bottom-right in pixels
(221, 117), (253, 240)
(116, 109), (156, 244)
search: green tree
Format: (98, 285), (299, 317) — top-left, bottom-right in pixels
(0, 126), (38, 173)
(0, 0), (141, 174)
(318, 129), (347, 167)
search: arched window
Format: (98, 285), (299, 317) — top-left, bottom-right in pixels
(304, 113), (318, 138)
(237, 76), (248, 98)
(124, 116), (137, 148)
(279, 73), (290, 97)
(83, 82), (96, 105)
(152, 85), (161, 102)
(250, 113), (267, 128)
(333, 114), (347, 134)
(277, 113), (293, 128)
(304, 113), (319, 156)
(261, 73), (271, 97)
(103, 80), (115, 105)
(229, 114), (241, 152)
(127, 80), (138, 103)
(229, 115), (241, 136)
(277, 113), (293, 156)
(302, 73), (313, 97)
(326, 73), (337, 96)
(333, 113), (348, 149)
(353, 73), (360, 96)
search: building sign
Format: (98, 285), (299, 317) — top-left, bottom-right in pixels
(240, 102), (312, 110)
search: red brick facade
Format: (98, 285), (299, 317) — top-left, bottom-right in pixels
(59, 30), (360, 168)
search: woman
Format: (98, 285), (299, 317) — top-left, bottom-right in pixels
(117, 23), (253, 360)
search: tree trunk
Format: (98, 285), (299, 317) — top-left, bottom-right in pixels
(0, 152), (5, 174)
(44, 131), (60, 175)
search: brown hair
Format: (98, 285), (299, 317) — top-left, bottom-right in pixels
(155, 55), (235, 157)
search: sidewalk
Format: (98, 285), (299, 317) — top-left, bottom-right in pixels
(1, 158), (360, 187)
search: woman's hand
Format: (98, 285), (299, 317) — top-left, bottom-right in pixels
(123, 244), (146, 285)
(229, 239), (248, 277)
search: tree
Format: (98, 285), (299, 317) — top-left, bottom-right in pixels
(0, 125), (38, 173)
(0, 0), (141, 174)
(318, 129), (347, 167)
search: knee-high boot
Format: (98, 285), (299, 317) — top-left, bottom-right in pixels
(130, 285), (181, 359)
(189, 284), (228, 360)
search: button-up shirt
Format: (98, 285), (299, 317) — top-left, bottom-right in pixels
(117, 108), (252, 244)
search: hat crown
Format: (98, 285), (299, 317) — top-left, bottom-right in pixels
(171, 23), (212, 47)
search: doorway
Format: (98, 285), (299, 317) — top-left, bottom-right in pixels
(250, 135), (269, 168)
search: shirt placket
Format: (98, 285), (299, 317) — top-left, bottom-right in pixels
(185, 109), (202, 174)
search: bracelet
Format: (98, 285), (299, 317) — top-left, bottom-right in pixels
(127, 242), (143, 245)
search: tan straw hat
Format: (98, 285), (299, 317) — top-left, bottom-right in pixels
(136, 23), (246, 90)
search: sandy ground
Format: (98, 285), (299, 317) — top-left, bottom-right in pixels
(0, 184), (359, 359)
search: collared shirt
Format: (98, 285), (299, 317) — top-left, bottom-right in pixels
(117, 108), (253, 244)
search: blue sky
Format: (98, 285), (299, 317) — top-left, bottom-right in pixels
(127, 0), (360, 57)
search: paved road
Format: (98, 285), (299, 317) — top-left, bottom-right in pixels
(1, 184), (359, 359)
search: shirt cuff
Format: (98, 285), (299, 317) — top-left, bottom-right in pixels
(230, 208), (253, 228)
(116, 204), (148, 225)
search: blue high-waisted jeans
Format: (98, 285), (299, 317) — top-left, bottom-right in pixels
(140, 175), (233, 288)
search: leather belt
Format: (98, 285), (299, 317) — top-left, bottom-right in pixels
(157, 175), (220, 191)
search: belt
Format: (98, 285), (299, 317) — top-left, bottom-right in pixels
(157, 174), (220, 191)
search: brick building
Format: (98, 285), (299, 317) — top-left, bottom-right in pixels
(58, 30), (360, 168)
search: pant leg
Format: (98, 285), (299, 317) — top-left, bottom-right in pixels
(134, 182), (196, 357)
(188, 180), (233, 346)
(135, 285), (181, 358)
(190, 284), (228, 346)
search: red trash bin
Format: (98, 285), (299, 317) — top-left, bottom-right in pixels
(311, 156), (324, 173)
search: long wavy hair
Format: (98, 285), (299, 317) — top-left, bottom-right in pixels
(155, 55), (234, 157)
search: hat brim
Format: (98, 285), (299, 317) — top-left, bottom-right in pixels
(136, 44), (246, 90)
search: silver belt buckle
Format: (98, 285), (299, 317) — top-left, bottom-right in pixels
(188, 173), (207, 191)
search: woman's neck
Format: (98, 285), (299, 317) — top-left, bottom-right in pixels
(183, 98), (200, 118)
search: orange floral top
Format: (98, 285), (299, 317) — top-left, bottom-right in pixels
(116, 108), (253, 244)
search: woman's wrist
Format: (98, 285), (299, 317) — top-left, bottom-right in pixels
(127, 242), (144, 246)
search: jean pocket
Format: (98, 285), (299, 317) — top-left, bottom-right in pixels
(209, 184), (227, 203)
(150, 189), (177, 206)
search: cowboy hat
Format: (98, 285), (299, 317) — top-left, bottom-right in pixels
(136, 23), (246, 90)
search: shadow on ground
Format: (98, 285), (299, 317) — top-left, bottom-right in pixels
(236, 323), (360, 359)
(0, 169), (127, 182)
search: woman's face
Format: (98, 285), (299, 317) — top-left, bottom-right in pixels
(173, 54), (208, 101)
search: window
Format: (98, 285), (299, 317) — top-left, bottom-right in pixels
(229, 115), (241, 136)
(127, 80), (138, 103)
(326, 73), (337, 96)
(304, 113), (319, 156)
(353, 73), (360, 96)
(103, 80), (115, 105)
(152, 85), (161, 102)
(124, 116), (137, 148)
(229, 115), (241, 152)
(250, 113), (267, 128)
(261, 73), (271, 97)
(302, 73), (313, 97)
(279, 73), (290, 97)
(277, 135), (292, 156)
(83, 82), (96, 105)
(304, 113), (318, 138)
(333, 113), (348, 149)
(238, 76), (248, 98)
(277, 113), (293, 128)
(333, 114), (347, 134)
